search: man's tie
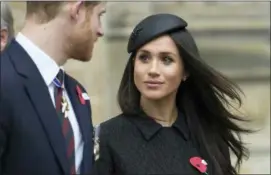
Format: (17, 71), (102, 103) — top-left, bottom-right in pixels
(53, 69), (76, 174)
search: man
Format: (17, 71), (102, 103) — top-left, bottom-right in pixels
(0, 1), (105, 175)
(1, 2), (15, 52)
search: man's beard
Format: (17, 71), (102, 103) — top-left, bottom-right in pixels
(65, 25), (94, 62)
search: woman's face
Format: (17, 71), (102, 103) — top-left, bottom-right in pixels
(134, 35), (187, 101)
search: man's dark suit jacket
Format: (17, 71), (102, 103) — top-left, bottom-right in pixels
(0, 40), (94, 175)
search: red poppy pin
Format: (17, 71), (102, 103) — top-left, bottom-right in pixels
(190, 156), (208, 174)
(76, 85), (85, 105)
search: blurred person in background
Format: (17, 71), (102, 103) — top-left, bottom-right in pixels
(93, 14), (251, 175)
(0, 1), (14, 52)
(0, 1), (105, 175)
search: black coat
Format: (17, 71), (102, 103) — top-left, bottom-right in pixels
(93, 112), (212, 175)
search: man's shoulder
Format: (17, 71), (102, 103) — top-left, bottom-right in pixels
(1, 47), (12, 65)
(1, 48), (9, 58)
(1, 40), (24, 76)
(1, 50), (17, 90)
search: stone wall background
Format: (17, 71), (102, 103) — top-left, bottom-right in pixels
(7, 2), (270, 174)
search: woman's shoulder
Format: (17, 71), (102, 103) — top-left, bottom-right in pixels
(102, 113), (132, 127)
(94, 113), (134, 137)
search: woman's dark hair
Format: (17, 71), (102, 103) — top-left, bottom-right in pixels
(118, 27), (252, 174)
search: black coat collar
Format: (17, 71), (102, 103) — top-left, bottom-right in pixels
(128, 109), (190, 141)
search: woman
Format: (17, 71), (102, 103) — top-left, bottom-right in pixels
(94, 13), (250, 175)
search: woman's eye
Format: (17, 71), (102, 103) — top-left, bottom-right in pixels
(138, 54), (149, 62)
(162, 56), (173, 65)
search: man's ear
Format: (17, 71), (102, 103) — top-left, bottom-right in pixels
(1, 28), (8, 51)
(69, 1), (84, 20)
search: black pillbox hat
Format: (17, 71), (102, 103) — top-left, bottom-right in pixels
(127, 13), (188, 54)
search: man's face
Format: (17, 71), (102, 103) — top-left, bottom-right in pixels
(0, 28), (9, 52)
(65, 2), (106, 62)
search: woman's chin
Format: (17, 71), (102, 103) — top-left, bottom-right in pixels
(141, 92), (166, 101)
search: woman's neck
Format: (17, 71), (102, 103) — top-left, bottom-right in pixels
(140, 96), (178, 127)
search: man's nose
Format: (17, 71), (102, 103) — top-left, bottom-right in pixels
(97, 27), (104, 37)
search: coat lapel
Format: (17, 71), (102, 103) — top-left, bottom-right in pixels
(65, 75), (93, 174)
(64, 75), (91, 144)
(8, 40), (69, 173)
